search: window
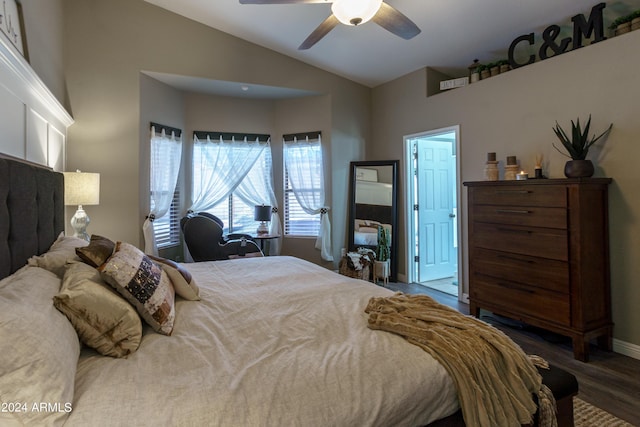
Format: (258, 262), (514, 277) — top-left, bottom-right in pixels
(151, 185), (181, 248)
(200, 145), (272, 234)
(283, 139), (322, 237)
(284, 169), (320, 236)
(148, 124), (182, 251)
(206, 194), (255, 234)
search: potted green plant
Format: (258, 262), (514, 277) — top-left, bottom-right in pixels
(497, 59), (510, 73)
(631, 10), (640, 31)
(609, 14), (633, 36)
(374, 226), (391, 284)
(552, 115), (612, 178)
(375, 226), (390, 262)
(487, 61), (500, 77)
(477, 64), (489, 80)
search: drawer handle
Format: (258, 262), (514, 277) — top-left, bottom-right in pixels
(495, 190), (532, 194)
(495, 209), (531, 214)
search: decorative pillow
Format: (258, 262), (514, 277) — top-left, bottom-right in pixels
(54, 261), (142, 358)
(99, 242), (175, 335)
(0, 265), (80, 426)
(27, 233), (88, 278)
(76, 234), (116, 268)
(358, 226), (379, 233)
(148, 255), (200, 301)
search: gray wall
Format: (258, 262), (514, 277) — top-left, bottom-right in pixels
(19, 0), (66, 108)
(139, 74), (185, 260)
(371, 30), (640, 349)
(62, 0), (370, 266)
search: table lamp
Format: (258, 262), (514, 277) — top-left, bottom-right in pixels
(254, 205), (271, 235)
(63, 170), (100, 241)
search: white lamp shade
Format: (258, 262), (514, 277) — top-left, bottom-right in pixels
(331, 0), (382, 26)
(63, 171), (100, 206)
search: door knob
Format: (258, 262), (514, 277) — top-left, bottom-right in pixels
(449, 213), (456, 218)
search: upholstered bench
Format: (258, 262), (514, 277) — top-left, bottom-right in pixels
(536, 364), (579, 427)
(427, 364), (579, 427)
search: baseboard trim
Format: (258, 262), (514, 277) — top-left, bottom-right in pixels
(613, 338), (640, 360)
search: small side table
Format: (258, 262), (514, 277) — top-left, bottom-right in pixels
(250, 234), (280, 256)
(373, 260), (390, 286)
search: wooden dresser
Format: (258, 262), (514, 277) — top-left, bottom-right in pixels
(464, 179), (612, 361)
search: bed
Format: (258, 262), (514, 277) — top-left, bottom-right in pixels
(354, 219), (392, 246)
(0, 156), (460, 426)
(0, 155), (570, 427)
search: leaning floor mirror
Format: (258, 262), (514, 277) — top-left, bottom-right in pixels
(348, 160), (398, 282)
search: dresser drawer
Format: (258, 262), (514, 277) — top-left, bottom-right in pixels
(471, 274), (571, 326)
(473, 222), (568, 261)
(472, 205), (567, 229)
(471, 185), (566, 208)
(470, 248), (569, 294)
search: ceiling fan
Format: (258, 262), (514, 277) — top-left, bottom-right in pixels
(239, 0), (421, 50)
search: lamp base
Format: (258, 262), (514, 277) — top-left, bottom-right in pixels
(71, 205), (91, 241)
(256, 222), (269, 235)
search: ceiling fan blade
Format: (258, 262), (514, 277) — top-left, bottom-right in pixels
(298, 14), (339, 50)
(240, 0), (329, 4)
(372, 2), (421, 40)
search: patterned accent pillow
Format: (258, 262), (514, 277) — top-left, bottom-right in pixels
(76, 234), (116, 268)
(99, 242), (175, 335)
(148, 255), (200, 301)
(54, 261), (142, 357)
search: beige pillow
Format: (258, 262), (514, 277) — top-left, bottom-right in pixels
(148, 255), (200, 301)
(76, 234), (116, 268)
(27, 233), (88, 277)
(0, 265), (80, 427)
(358, 226), (378, 233)
(54, 261), (142, 358)
(100, 242), (176, 335)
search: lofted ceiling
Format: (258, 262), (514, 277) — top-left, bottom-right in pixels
(144, 0), (640, 89)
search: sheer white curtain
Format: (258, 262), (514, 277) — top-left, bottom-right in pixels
(189, 134), (266, 212)
(235, 141), (282, 255)
(283, 135), (333, 261)
(143, 126), (182, 255)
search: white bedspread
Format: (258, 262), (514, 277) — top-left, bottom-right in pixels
(66, 256), (458, 426)
(354, 230), (378, 246)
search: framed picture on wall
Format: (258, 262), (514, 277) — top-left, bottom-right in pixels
(0, 0), (28, 61)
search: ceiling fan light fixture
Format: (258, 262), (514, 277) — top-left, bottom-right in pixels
(331, 0), (383, 26)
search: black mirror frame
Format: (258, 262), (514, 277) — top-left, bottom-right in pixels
(347, 160), (399, 282)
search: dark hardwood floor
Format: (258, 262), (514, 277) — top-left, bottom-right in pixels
(385, 281), (640, 426)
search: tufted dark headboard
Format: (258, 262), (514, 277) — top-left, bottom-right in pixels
(0, 155), (65, 280)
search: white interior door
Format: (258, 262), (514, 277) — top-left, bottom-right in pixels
(416, 137), (457, 282)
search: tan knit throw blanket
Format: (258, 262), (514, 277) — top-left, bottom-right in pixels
(365, 293), (557, 427)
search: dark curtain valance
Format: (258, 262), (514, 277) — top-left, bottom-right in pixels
(150, 122), (182, 137)
(193, 131), (270, 142)
(283, 131), (322, 142)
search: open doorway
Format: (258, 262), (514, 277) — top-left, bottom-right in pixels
(404, 127), (461, 297)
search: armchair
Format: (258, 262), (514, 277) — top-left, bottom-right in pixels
(195, 212), (255, 243)
(182, 214), (263, 261)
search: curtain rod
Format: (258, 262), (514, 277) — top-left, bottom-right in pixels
(283, 131), (322, 141)
(193, 131), (270, 142)
(150, 122), (182, 137)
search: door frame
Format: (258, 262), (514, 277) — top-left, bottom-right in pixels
(403, 125), (465, 301)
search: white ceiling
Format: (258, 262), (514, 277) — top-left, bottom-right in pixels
(144, 0), (639, 88)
